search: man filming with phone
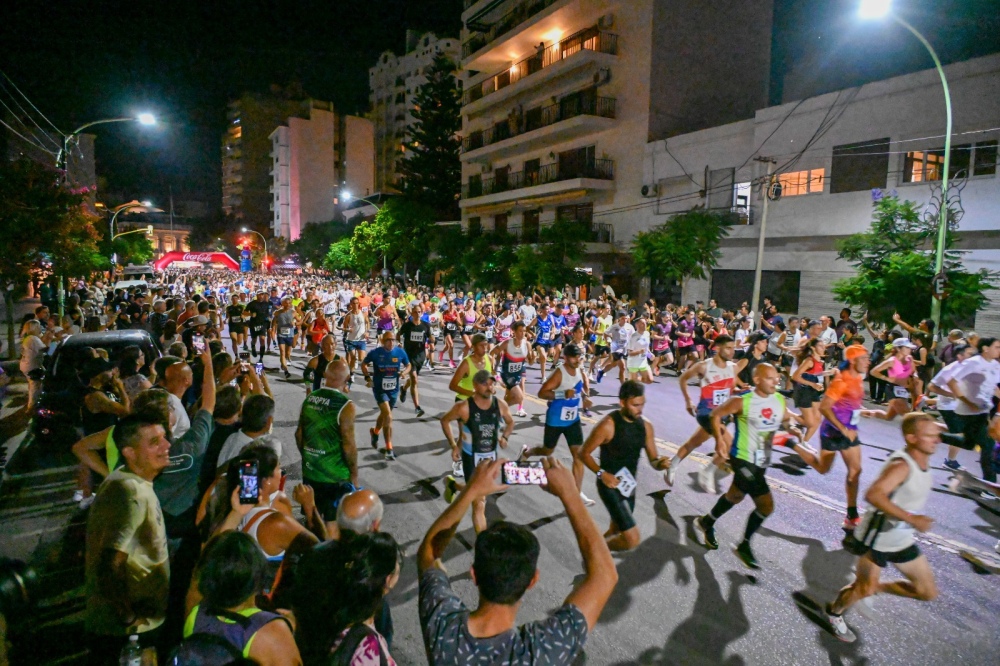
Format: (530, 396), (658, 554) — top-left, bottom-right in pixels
(439, 370), (515, 533)
(417, 458), (617, 665)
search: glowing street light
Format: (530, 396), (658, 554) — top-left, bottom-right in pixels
(858, 0), (891, 19)
(137, 113), (157, 126)
(241, 227), (269, 271)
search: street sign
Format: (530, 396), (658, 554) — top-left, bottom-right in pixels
(932, 272), (948, 300)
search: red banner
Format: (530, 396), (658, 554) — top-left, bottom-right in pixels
(153, 251), (240, 271)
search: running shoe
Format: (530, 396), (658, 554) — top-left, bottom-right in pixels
(583, 409), (593, 418)
(518, 444), (531, 461)
(842, 515), (861, 531)
(369, 428), (379, 449)
(734, 541), (760, 569)
(665, 462), (677, 487)
(515, 408), (527, 418)
(595, 368), (604, 384)
(943, 458), (963, 471)
(695, 516), (719, 550)
(826, 606), (857, 643)
(415, 407), (425, 418)
(444, 475), (458, 503)
(449, 360), (456, 369)
(772, 432), (799, 449)
(383, 448), (396, 461)
(979, 491), (998, 501)
(400, 385), (407, 403)
(580, 492), (596, 506)
(284, 369), (291, 379)
(78, 494), (96, 510)
(452, 460), (464, 478)
(697, 464), (717, 494)
(73, 489), (84, 502)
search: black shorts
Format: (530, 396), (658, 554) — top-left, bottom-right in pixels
(653, 348), (672, 357)
(731, 458), (770, 497)
(820, 428), (860, 452)
(793, 384), (823, 408)
(867, 543), (921, 568)
(534, 341), (554, 352)
(446, 329), (461, 340)
(542, 421), (584, 450)
(306, 479), (356, 521)
(677, 345), (696, 356)
(766, 352), (782, 363)
(229, 323), (246, 335)
(501, 373), (524, 390)
(461, 450), (498, 483)
(250, 323), (268, 337)
(696, 413), (713, 434)
(611, 351), (626, 361)
(596, 478), (636, 531)
(407, 352), (426, 374)
(594, 344), (610, 356)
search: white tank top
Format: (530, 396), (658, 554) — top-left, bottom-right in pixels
(556, 364), (582, 396)
(855, 449), (931, 552)
(238, 507), (286, 561)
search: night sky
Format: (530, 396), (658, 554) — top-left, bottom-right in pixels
(2, 0), (998, 213)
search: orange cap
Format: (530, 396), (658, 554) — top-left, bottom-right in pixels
(844, 345), (869, 362)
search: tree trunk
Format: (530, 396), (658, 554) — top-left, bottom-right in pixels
(4, 290), (15, 361)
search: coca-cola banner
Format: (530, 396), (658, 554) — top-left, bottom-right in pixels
(153, 251), (240, 271)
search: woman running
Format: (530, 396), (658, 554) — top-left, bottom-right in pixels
(460, 299), (479, 358)
(863, 338), (919, 421)
(478, 302), (497, 349)
(495, 304), (515, 345)
(441, 303), (460, 368)
(792, 338), (830, 443)
(226, 293), (246, 357)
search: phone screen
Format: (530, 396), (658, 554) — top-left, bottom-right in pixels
(502, 461), (547, 486)
(238, 351), (250, 361)
(239, 461), (259, 504)
(255, 362), (264, 377)
(192, 334), (206, 354)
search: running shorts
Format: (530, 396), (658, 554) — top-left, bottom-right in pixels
(820, 428), (860, 452)
(373, 390), (398, 408)
(793, 384), (823, 408)
(594, 344), (610, 356)
(542, 421), (584, 450)
(867, 543), (921, 568)
(501, 373), (524, 390)
(596, 478), (637, 531)
(731, 458), (770, 497)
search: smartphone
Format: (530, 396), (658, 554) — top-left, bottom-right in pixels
(502, 460), (547, 486)
(238, 351), (250, 361)
(255, 362), (264, 377)
(238, 461), (259, 504)
(192, 333), (206, 354)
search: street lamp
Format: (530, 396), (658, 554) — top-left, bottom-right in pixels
(56, 113), (157, 176)
(859, 0), (952, 336)
(241, 227), (269, 271)
(342, 192), (389, 275)
(107, 200), (163, 280)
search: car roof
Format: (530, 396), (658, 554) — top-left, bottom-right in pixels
(59, 330), (156, 348)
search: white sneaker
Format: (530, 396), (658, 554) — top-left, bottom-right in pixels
(73, 489), (84, 502)
(515, 408), (527, 418)
(78, 494), (96, 510)
(826, 610), (857, 643)
(665, 458), (679, 487)
(697, 465), (716, 494)
(580, 492), (596, 506)
(452, 460), (465, 478)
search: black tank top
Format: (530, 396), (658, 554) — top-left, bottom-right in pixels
(81, 386), (121, 435)
(738, 351), (766, 385)
(312, 354), (333, 392)
(600, 411), (646, 475)
(467, 396), (500, 454)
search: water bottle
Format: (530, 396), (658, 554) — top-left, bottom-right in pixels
(119, 634), (141, 666)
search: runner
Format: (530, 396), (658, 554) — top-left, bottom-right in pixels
(667, 335), (739, 494)
(439, 370), (515, 533)
(694, 363), (798, 569)
(595, 311), (634, 384)
(246, 290), (274, 361)
(520, 343), (596, 506)
(861, 338), (918, 421)
(267, 287), (282, 351)
(478, 302), (497, 348)
(625, 318), (654, 384)
(589, 304), (612, 380)
(449, 334), (493, 402)
(226, 293), (246, 357)
(791, 339), (830, 442)
(946, 337), (1000, 485)
(361, 331), (411, 461)
(490, 321), (533, 418)
(528, 303), (559, 382)
(650, 311), (675, 377)
(460, 299), (479, 358)
(399, 304), (431, 417)
(581, 380), (669, 551)
(271, 297), (296, 378)
(675, 309), (699, 371)
(823, 412), (940, 643)
(303, 334), (341, 396)
(926, 343), (975, 470)
(441, 304), (460, 368)
(341, 296), (368, 383)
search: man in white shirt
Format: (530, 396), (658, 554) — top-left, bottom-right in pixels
(819, 315), (839, 346)
(517, 299), (537, 324)
(215, 394), (280, 470)
(947, 337), (1000, 484)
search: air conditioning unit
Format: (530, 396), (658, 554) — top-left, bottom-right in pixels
(593, 67), (611, 85)
(597, 13), (615, 29)
(641, 184), (659, 198)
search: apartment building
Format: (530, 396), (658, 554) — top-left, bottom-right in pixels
(369, 30), (461, 193)
(641, 52), (1000, 335)
(269, 106), (375, 241)
(457, 0), (773, 282)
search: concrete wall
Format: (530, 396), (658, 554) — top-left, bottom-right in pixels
(344, 116), (376, 199)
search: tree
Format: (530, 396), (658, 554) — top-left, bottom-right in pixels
(346, 199), (437, 277)
(631, 208), (735, 291)
(832, 194), (997, 328)
(109, 225), (155, 266)
(290, 220), (354, 267)
(323, 238), (357, 273)
(0, 159), (104, 354)
(398, 53), (462, 219)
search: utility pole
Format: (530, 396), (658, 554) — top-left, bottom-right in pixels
(750, 157), (777, 328)
(169, 185), (175, 232)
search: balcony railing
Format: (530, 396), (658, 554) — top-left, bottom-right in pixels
(463, 158), (615, 198)
(484, 221), (614, 244)
(463, 29), (618, 106)
(463, 96), (616, 152)
(463, 0), (566, 59)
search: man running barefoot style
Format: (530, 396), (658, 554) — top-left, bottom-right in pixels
(824, 412), (940, 643)
(520, 344), (596, 506)
(581, 381), (669, 551)
(695, 363), (799, 569)
(491, 321), (533, 418)
(361, 331), (411, 461)
(439, 370), (515, 532)
(667, 335), (740, 494)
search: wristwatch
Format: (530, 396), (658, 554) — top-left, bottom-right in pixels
(596, 470), (604, 479)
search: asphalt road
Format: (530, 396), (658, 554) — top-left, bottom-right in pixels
(261, 344), (1000, 666)
(2, 340), (999, 665)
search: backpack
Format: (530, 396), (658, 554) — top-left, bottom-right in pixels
(327, 624), (389, 666)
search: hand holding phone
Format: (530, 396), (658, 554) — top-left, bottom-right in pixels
(255, 362), (265, 377)
(502, 460), (547, 485)
(238, 461), (259, 504)
(239, 351), (250, 361)
(192, 333), (206, 354)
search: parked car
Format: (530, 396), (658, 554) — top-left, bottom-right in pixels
(30, 330), (160, 453)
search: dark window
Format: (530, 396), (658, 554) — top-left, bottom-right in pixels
(830, 138), (890, 193)
(973, 141), (997, 176)
(495, 165), (510, 190)
(494, 213), (508, 235)
(523, 209), (540, 243)
(710, 270), (801, 313)
(557, 203), (594, 225)
(524, 158), (541, 186)
(524, 106), (543, 132)
(468, 217), (482, 237)
(558, 146), (596, 180)
(468, 174), (482, 197)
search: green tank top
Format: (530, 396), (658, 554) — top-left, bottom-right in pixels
(731, 391), (786, 466)
(298, 387), (352, 483)
(455, 355), (493, 400)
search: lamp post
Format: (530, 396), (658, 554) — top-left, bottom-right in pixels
(343, 192), (388, 276)
(56, 114), (156, 178)
(859, 0), (952, 336)
(108, 200), (163, 282)
(242, 228), (269, 271)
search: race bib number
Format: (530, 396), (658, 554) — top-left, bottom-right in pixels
(279, 327), (292, 336)
(381, 377), (397, 391)
(486, 327), (495, 340)
(473, 451), (497, 467)
(615, 467), (637, 498)
(712, 389), (731, 406)
(446, 322), (457, 331)
(560, 406), (578, 422)
(893, 385), (909, 399)
(753, 448), (769, 467)
(500, 329), (512, 340)
(507, 361), (523, 373)
(464, 324), (474, 333)
(850, 409), (861, 426)
(539, 331), (549, 341)
(409, 332), (425, 343)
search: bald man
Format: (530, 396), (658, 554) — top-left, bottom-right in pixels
(163, 359), (193, 438)
(337, 489), (384, 537)
(296, 358), (358, 522)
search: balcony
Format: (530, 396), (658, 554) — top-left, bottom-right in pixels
(463, 0), (567, 59)
(463, 96), (615, 162)
(501, 220), (613, 244)
(462, 158), (615, 207)
(463, 28), (617, 108)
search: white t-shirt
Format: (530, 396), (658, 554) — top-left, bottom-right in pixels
(820, 327), (839, 346)
(950, 355), (1000, 416)
(609, 323), (635, 352)
(19, 336), (46, 374)
(930, 359), (967, 412)
(518, 304), (536, 323)
(626, 331), (650, 367)
(166, 392), (191, 439)
(734, 327), (750, 349)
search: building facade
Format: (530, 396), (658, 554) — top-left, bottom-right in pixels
(457, 0), (773, 287)
(269, 105), (374, 241)
(369, 30), (461, 193)
(641, 52), (1000, 335)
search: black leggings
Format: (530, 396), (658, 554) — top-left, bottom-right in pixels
(868, 374), (887, 402)
(957, 413), (997, 482)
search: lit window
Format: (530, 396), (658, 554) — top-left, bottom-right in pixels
(777, 168), (825, 196)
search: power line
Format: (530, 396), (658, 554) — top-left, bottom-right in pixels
(0, 88), (60, 155)
(0, 117), (58, 158)
(0, 68), (64, 137)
